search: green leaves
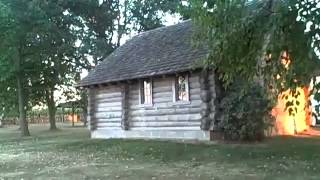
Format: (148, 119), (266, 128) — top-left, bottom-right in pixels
(0, 0), (183, 119)
(187, 0), (320, 129)
(217, 81), (274, 141)
(189, 0), (320, 93)
(0, 0), (82, 118)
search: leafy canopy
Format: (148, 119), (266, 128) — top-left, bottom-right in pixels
(189, 0), (320, 94)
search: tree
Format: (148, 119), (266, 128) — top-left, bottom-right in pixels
(66, 0), (183, 66)
(188, 0), (319, 96)
(0, 0), (44, 136)
(186, 0), (320, 135)
(0, 0), (84, 133)
(129, 0), (182, 32)
(32, 0), (83, 130)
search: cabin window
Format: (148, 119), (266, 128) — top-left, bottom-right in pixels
(140, 79), (152, 104)
(173, 75), (189, 102)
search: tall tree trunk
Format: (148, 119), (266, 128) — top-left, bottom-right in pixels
(62, 107), (65, 123)
(0, 115), (3, 128)
(82, 107), (88, 127)
(46, 88), (57, 130)
(16, 73), (30, 136)
(72, 106), (75, 127)
(256, 0), (275, 88)
(116, 0), (128, 47)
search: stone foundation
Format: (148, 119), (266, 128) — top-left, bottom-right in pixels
(91, 129), (211, 141)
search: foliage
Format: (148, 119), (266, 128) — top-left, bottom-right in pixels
(0, 0), (86, 131)
(0, 0), (183, 134)
(186, 0), (320, 139)
(0, 0), (52, 135)
(66, 0), (183, 65)
(130, 0), (182, 32)
(0, 77), (18, 118)
(216, 82), (275, 141)
(188, 0), (320, 92)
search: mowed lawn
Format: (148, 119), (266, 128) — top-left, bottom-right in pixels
(0, 126), (320, 180)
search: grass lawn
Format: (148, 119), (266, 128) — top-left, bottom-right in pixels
(0, 125), (320, 180)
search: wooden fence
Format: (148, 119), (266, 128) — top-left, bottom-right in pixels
(2, 114), (85, 125)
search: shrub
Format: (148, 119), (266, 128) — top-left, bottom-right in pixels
(216, 82), (274, 141)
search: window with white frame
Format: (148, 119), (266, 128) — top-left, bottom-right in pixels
(140, 79), (152, 104)
(173, 75), (189, 102)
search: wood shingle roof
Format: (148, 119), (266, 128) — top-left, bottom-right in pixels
(78, 20), (208, 87)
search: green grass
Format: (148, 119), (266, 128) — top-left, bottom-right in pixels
(1, 125), (320, 180)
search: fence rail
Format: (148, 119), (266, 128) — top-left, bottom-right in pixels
(2, 114), (85, 125)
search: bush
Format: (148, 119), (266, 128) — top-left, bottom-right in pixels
(216, 82), (274, 141)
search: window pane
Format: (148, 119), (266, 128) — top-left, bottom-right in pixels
(141, 79), (152, 104)
(176, 75), (188, 101)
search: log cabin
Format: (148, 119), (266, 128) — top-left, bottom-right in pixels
(78, 20), (311, 140)
(78, 21), (218, 140)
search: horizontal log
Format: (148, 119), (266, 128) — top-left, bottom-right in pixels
(95, 92), (122, 99)
(152, 99), (172, 104)
(129, 107), (201, 116)
(95, 112), (122, 118)
(153, 96), (173, 103)
(153, 79), (172, 87)
(95, 85), (121, 91)
(94, 96), (123, 103)
(95, 102), (122, 108)
(96, 119), (122, 123)
(97, 127), (122, 130)
(130, 121), (201, 127)
(130, 126), (201, 130)
(128, 93), (201, 105)
(152, 86), (172, 93)
(96, 122), (121, 127)
(153, 91), (173, 99)
(92, 106), (122, 112)
(129, 114), (201, 122)
(129, 101), (202, 110)
(96, 86), (121, 92)
(95, 118), (122, 124)
(93, 101), (203, 113)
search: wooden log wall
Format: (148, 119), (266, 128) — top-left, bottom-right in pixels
(88, 72), (216, 131)
(127, 73), (202, 130)
(89, 85), (123, 130)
